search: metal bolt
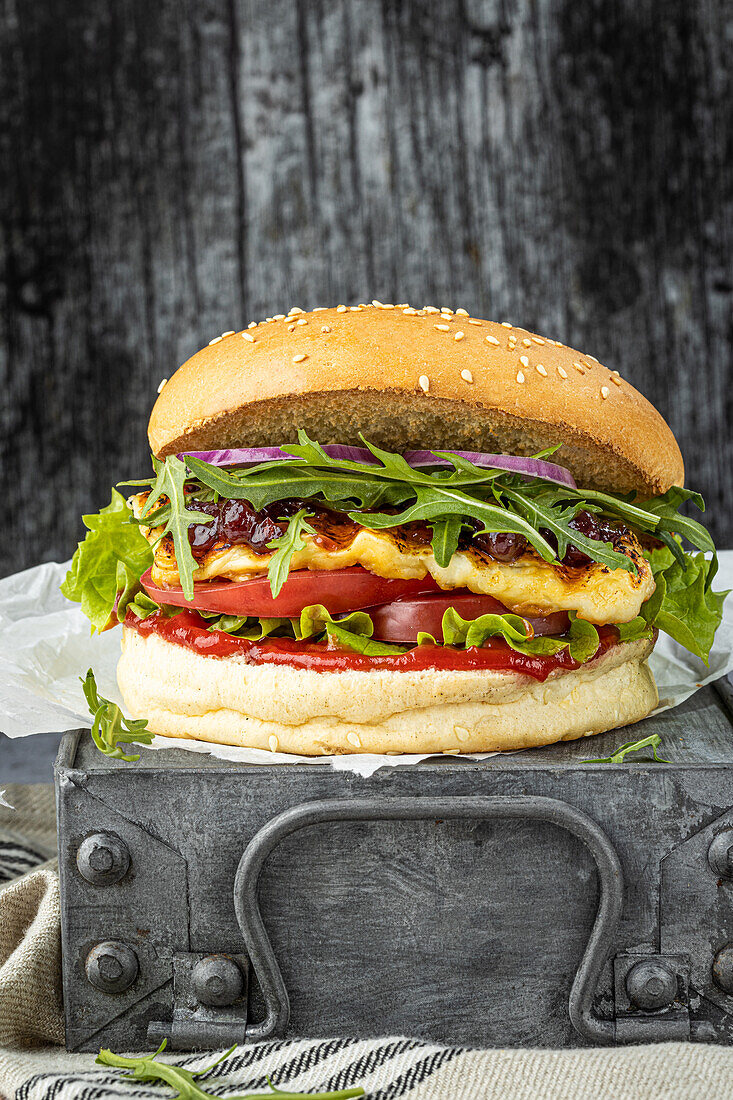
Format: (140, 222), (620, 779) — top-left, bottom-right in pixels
(192, 955), (244, 1007)
(626, 959), (677, 1012)
(77, 832), (130, 886)
(85, 942), (138, 994)
(708, 831), (733, 878)
(713, 946), (733, 994)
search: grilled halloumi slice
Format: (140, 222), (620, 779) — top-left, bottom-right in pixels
(132, 495), (654, 625)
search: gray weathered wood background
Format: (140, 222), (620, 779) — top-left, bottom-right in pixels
(1, 0), (731, 574)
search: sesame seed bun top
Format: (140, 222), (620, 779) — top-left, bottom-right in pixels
(149, 302), (684, 495)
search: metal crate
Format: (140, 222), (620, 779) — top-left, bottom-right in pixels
(55, 676), (733, 1051)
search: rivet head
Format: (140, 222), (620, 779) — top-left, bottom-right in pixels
(625, 959), (677, 1011)
(713, 946), (733, 995)
(192, 955), (244, 1007)
(77, 832), (130, 886)
(85, 942), (138, 994)
(708, 831), (733, 878)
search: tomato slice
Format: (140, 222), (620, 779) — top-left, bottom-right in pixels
(141, 566), (442, 618)
(367, 591), (571, 643)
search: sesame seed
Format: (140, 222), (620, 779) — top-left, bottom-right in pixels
(468, 319), (482, 325)
(268, 735), (278, 752)
(321, 325), (331, 333)
(208, 336), (222, 345)
(536, 364), (547, 376)
(461, 368), (473, 383)
(443, 748), (461, 755)
(418, 375), (430, 393)
(349, 305), (362, 311)
(519, 355), (530, 367)
(292, 353), (307, 363)
(587, 354), (599, 363)
(557, 365), (568, 379)
(573, 362), (585, 373)
(532, 337), (545, 345)
(347, 731), (362, 748)
(242, 332), (255, 342)
(395, 303), (409, 308)
(272, 314), (285, 321)
(403, 307), (417, 315)
(522, 338), (532, 347)
(500, 321), (512, 328)
(381, 303), (394, 309)
(611, 375), (622, 386)
(611, 369), (620, 375)
(417, 309), (426, 315)
(312, 306), (327, 311)
(435, 323), (451, 331)
(554, 340), (563, 347)
(266, 317), (273, 323)
(287, 324), (296, 332)
(455, 308), (469, 316)
(454, 725), (470, 742)
(336, 304), (347, 312)
(157, 377), (167, 393)
(485, 335), (500, 346)
(221, 330), (235, 338)
(441, 307), (453, 314)
(424, 306), (440, 314)
(372, 299), (383, 307)
(600, 386), (610, 399)
(248, 321), (257, 329)
(454, 331), (465, 341)
(516, 371), (525, 383)
(288, 307), (303, 315)
(296, 317), (307, 325)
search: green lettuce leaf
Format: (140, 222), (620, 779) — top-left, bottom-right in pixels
(297, 604), (375, 641)
(61, 490), (153, 633)
(325, 623), (408, 656)
(437, 607), (600, 661)
(616, 616), (655, 644)
(641, 546), (727, 664)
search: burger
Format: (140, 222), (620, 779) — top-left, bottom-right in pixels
(62, 302), (724, 756)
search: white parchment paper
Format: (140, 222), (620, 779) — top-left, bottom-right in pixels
(1, 555), (732, 777)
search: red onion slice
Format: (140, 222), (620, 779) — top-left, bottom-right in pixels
(179, 445), (576, 486)
(180, 444), (378, 466)
(403, 450), (577, 487)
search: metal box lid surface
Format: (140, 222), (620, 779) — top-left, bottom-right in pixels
(55, 677), (733, 1051)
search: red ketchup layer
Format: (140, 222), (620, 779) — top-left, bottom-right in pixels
(125, 609), (620, 679)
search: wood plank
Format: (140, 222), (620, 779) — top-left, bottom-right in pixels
(1, 0), (730, 576)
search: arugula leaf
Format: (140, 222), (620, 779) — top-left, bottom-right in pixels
(96, 1039), (365, 1099)
(430, 516), (463, 568)
(80, 669), (153, 762)
(641, 546), (727, 664)
(585, 733), (668, 764)
(266, 510), (316, 596)
(61, 490), (153, 633)
(138, 457), (215, 600)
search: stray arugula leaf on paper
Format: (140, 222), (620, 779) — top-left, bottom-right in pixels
(96, 1040), (365, 1100)
(81, 669), (153, 762)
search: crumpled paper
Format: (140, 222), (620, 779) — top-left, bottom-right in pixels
(1, 556), (732, 777)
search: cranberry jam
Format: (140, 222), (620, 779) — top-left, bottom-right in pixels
(185, 495), (630, 569)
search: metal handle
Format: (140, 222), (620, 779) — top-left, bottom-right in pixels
(234, 795), (623, 1043)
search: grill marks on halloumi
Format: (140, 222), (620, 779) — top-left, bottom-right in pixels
(132, 494), (655, 625)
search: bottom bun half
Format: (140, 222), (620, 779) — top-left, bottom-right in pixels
(117, 626), (658, 755)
